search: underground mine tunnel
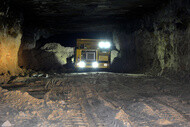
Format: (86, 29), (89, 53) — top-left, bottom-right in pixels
(0, 0), (190, 126)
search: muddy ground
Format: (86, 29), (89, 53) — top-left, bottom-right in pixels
(0, 72), (190, 127)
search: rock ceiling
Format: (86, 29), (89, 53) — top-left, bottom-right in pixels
(11, 0), (168, 32)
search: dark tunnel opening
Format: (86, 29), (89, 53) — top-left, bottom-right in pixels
(36, 32), (113, 48)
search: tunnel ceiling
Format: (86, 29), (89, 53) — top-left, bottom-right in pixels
(11, 0), (167, 32)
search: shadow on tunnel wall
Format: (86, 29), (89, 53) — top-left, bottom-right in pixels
(110, 31), (138, 73)
(110, 56), (137, 73)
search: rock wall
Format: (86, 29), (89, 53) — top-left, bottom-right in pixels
(135, 0), (190, 75)
(18, 27), (50, 67)
(20, 28), (50, 50)
(113, 0), (190, 77)
(0, 1), (23, 75)
(0, 28), (22, 75)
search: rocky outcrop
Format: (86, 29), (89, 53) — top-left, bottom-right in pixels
(0, 28), (22, 75)
(0, 1), (23, 75)
(20, 28), (50, 50)
(111, 50), (119, 64)
(20, 43), (74, 72)
(41, 43), (74, 65)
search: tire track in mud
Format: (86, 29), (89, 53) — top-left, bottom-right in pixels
(67, 79), (100, 127)
(73, 82), (127, 127)
(0, 103), (6, 124)
(89, 74), (135, 126)
(84, 74), (189, 126)
(41, 76), (90, 127)
(59, 77), (90, 127)
(73, 74), (135, 126)
(151, 98), (190, 121)
(82, 83), (133, 127)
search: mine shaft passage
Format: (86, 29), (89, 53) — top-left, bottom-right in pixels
(0, 73), (189, 126)
(0, 0), (190, 127)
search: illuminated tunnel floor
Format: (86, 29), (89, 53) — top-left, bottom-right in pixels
(0, 73), (190, 126)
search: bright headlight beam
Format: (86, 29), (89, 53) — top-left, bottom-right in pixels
(77, 61), (86, 68)
(105, 42), (111, 48)
(98, 42), (104, 48)
(92, 62), (98, 68)
(98, 41), (111, 48)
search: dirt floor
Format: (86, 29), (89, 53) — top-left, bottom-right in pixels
(0, 72), (190, 127)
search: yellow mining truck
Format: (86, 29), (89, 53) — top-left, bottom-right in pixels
(75, 39), (111, 69)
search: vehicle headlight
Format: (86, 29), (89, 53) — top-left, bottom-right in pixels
(98, 41), (111, 49)
(104, 42), (111, 48)
(77, 61), (86, 68)
(98, 42), (105, 48)
(92, 62), (98, 68)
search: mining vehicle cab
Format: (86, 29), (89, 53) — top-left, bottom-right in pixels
(75, 39), (111, 69)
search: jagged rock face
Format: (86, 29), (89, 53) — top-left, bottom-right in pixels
(0, 1), (23, 75)
(112, 0), (190, 75)
(134, 0), (190, 75)
(20, 28), (50, 50)
(0, 28), (22, 75)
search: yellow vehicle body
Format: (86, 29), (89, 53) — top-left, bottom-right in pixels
(75, 39), (111, 68)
